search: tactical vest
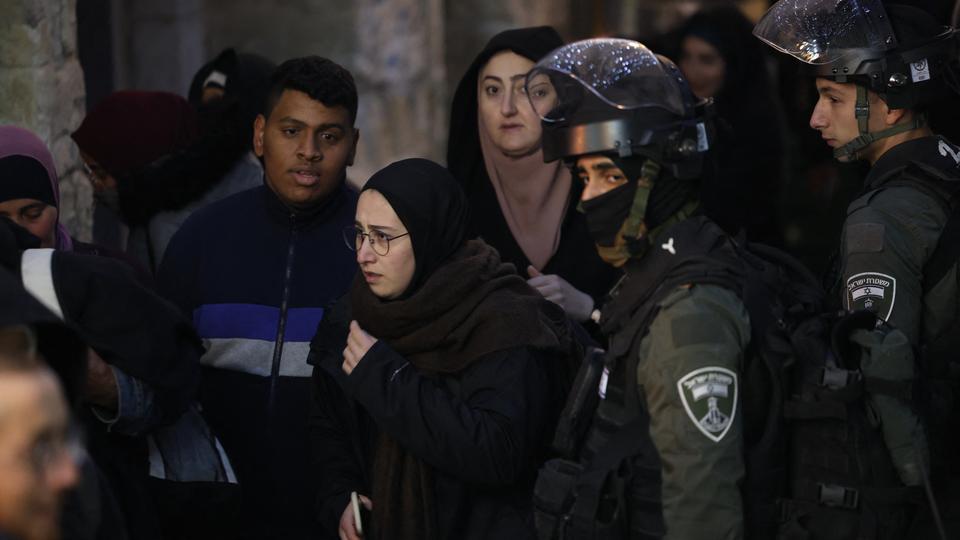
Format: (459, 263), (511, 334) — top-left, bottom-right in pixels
(535, 209), (950, 540)
(821, 140), (960, 539)
(535, 216), (784, 540)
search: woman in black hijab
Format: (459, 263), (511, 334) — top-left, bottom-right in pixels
(675, 5), (787, 245)
(308, 158), (574, 540)
(447, 27), (619, 326)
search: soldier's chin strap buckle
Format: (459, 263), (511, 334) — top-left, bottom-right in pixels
(818, 483), (860, 510)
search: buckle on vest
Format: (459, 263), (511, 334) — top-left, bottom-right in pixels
(818, 366), (860, 390)
(818, 483), (860, 510)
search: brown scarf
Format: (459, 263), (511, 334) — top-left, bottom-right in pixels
(350, 239), (566, 540)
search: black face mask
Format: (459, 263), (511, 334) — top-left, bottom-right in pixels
(578, 180), (638, 247)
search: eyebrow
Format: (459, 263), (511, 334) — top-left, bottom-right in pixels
(591, 162), (621, 172)
(817, 84), (842, 96)
(355, 221), (400, 234)
(276, 117), (346, 131)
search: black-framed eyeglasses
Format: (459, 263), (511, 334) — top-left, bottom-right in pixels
(342, 226), (409, 256)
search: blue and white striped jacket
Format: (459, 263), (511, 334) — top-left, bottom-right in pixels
(158, 182), (357, 538)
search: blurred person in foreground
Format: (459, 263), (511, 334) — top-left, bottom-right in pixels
(0, 326), (79, 540)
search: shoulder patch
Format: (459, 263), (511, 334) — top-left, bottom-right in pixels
(845, 272), (897, 321)
(677, 367), (738, 443)
(846, 223), (885, 254)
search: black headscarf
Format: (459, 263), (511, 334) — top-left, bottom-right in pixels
(678, 6), (767, 106)
(446, 26), (564, 199)
(676, 6), (786, 244)
(361, 158), (470, 296)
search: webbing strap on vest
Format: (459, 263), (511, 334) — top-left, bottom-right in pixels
(568, 415), (649, 534)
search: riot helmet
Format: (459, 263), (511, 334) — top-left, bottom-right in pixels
(525, 39), (711, 266)
(526, 38), (715, 180)
(754, 0), (960, 160)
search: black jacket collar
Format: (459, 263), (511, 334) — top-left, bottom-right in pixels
(260, 178), (350, 229)
(865, 135), (960, 190)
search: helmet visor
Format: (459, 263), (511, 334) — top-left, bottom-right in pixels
(753, 0), (897, 65)
(526, 38), (686, 123)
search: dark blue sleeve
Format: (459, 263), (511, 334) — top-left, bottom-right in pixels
(156, 219), (200, 317)
(343, 342), (555, 486)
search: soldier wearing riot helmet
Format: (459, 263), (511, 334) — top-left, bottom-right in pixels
(754, 0), (960, 333)
(756, 1), (960, 536)
(527, 39), (758, 539)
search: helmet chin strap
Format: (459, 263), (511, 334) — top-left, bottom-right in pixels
(833, 84), (927, 162)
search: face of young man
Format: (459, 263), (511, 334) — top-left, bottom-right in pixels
(0, 371), (77, 540)
(809, 78), (892, 162)
(254, 89), (359, 210)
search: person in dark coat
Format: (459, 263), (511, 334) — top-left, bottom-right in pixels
(0, 217), (210, 540)
(675, 5), (787, 245)
(308, 158), (575, 540)
(446, 27), (620, 325)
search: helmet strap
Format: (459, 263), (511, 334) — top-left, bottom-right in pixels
(834, 84), (928, 161)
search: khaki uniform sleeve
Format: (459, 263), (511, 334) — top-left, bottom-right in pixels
(635, 284), (751, 540)
(840, 186), (946, 346)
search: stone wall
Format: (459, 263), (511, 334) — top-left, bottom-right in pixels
(0, 0), (90, 240)
(132, 0), (569, 186)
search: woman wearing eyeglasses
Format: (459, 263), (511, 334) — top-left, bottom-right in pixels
(309, 158), (576, 540)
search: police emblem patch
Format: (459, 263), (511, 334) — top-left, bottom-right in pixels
(677, 367), (738, 443)
(845, 272), (897, 321)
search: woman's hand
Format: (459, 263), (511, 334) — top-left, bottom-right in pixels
(527, 266), (594, 322)
(338, 494), (372, 540)
(342, 321), (378, 375)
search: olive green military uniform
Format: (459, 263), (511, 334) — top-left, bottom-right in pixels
(840, 136), (960, 347)
(632, 283), (751, 540)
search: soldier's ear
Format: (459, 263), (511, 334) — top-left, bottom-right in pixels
(884, 105), (907, 127)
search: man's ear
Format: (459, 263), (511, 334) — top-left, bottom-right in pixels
(885, 105), (907, 127)
(347, 128), (360, 167)
(253, 114), (266, 157)
(871, 92), (906, 126)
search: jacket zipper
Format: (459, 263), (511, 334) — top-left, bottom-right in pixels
(268, 213), (298, 410)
